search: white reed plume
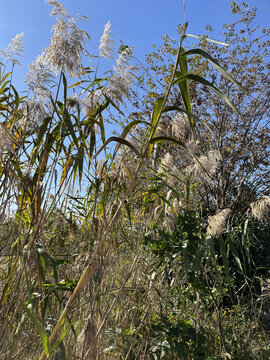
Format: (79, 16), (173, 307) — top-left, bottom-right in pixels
(105, 47), (137, 104)
(44, 1), (90, 77)
(99, 21), (115, 59)
(173, 198), (182, 214)
(172, 112), (191, 140)
(114, 147), (137, 184)
(160, 152), (174, 169)
(186, 139), (201, 157)
(0, 124), (14, 155)
(20, 99), (52, 131)
(198, 150), (222, 176)
(207, 208), (231, 236)
(0, 33), (24, 65)
(165, 197), (181, 218)
(189, 149), (222, 183)
(66, 93), (81, 111)
(114, 46), (133, 72)
(163, 196), (182, 232)
(164, 216), (175, 233)
(25, 54), (55, 100)
(250, 196), (270, 222)
(82, 89), (103, 115)
(158, 152), (180, 187)
(47, 0), (67, 17)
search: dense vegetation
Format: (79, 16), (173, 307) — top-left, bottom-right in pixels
(0, 1), (269, 359)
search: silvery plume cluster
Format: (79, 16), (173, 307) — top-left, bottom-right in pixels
(207, 208), (231, 237)
(158, 111), (270, 235)
(99, 21), (115, 60)
(23, 0), (90, 106)
(23, 53), (55, 130)
(206, 196), (270, 237)
(0, 33), (24, 151)
(174, 113), (222, 184)
(0, 0), (138, 133)
(21, 0), (137, 131)
(105, 46), (137, 104)
(163, 190), (182, 233)
(158, 152), (180, 188)
(158, 112), (223, 189)
(82, 19), (137, 114)
(42, 0), (90, 77)
(22, 0), (91, 129)
(24, 0), (90, 121)
(250, 196), (270, 222)
(98, 20), (137, 104)
(0, 124), (15, 156)
(83, 45), (137, 110)
(0, 32), (24, 66)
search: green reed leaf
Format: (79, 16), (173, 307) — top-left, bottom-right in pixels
(24, 305), (51, 357)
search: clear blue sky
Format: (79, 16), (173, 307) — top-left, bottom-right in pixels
(0, 0), (269, 92)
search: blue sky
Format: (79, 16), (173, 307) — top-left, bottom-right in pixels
(0, 0), (269, 92)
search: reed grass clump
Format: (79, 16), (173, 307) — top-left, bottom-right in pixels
(0, 1), (269, 359)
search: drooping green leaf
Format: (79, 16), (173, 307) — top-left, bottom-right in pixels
(177, 48), (195, 136)
(219, 237), (230, 278)
(173, 73), (240, 115)
(242, 219), (250, 264)
(193, 242), (205, 278)
(35, 117), (52, 148)
(114, 119), (150, 157)
(10, 85), (20, 109)
(99, 114), (106, 145)
(50, 320), (72, 358)
(182, 48), (245, 91)
(148, 97), (165, 158)
(149, 136), (186, 148)
(63, 109), (79, 148)
(89, 129), (96, 160)
(228, 238), (244, 273)
(24, 305), (51, 357)
(94, 136), (140, 160)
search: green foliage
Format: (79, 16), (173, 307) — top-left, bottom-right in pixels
(149, 312), (210, 359)
(143, 210), (204, 266)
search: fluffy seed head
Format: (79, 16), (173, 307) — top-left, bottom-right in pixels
(173, 198), (182, 214)
(0, 124), (14, 155)
(113, 147), (136, 184)
(25, 54), (55, 100)
(158, 152), (180, 187)
(44, 1), (90, 77)
(46, 0), (67, 17)
(160, 152), (174, 169)
(172, 112), (190, 140)
(67, 93), (81, 111)
(198, 150), (222, 176)
(0, 33), (24, 65)
(20, 99), (52, 132)
(99, 21), (115, 59)
(82, 89), (103, 115)
(164, 216), (175, 233)
(250, 196), (270, 222)
(189, 150), (222, 183)
(207, 208), (231, 236)
(165, 198), (181, 218)
(105, 47), (137, 104)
